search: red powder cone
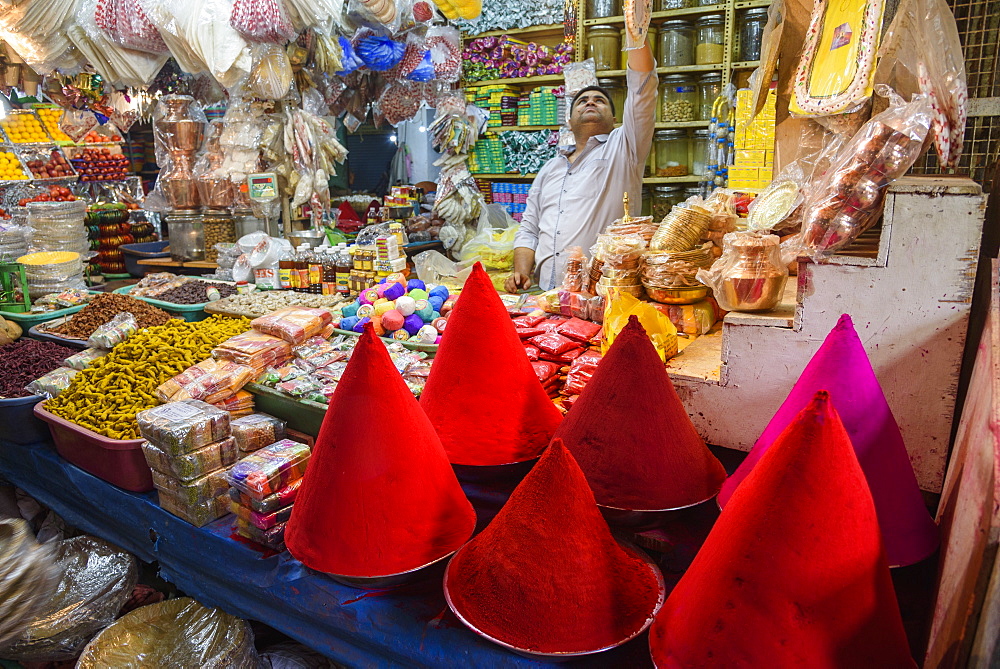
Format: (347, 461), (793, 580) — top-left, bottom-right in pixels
(445, 440), (663, 653)
(553, 315), (726, 510)
(420, 262), (563, 466)
(719, 313), (939, 567)
(285, 326), (476, 578)
(650, 392), (917, 669)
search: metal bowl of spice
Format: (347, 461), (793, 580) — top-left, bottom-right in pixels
(450, 457), (540, 485)
(597, 488), (722, 531)
(443, 541), (666, 661)
(327, 550), (457, 590)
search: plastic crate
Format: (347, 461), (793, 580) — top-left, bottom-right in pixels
(34, 401), (153, 492)
(244, 383), (326, 437)
(120, 241), (168, 277)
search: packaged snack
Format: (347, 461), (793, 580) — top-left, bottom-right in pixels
(212, 390), (255, 412)
(512, 311), (547, 328)
(250, 307), (333, 345)
(276, 377), (322, 398)
(155, 359), (256, 404)
(524, 344), (540, 361)
(142, 437), (239, 482)
(530, 332), (579, 356)
(229, 499), (294, 530)
(228, 478), (302, 514)
(515, 327), (545, 339)
(25, 367), (79, 398)
(212, 330), (292, 371)
(136, 401), (231, 455)
(292, 336), (347, 369)
(234, 518), (286, 551)
(564, 350), (603, 395)
(63, 348), (108, 371)
(87, 312), (139, 349)
(152, 468), (230, 508)
(231, 413), (287, 452)
(226, 440), (310, 500)
(530, 361), (561, 384)
(557, 317), (602, 343)
(157, 489), (230, 527)
(539, 348), (585, 364)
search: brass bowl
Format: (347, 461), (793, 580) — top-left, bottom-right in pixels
(596, 283), (644, 299)
(643, 284), (709, 304)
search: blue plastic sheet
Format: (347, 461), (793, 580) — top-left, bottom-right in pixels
(0, 439), (654, 668)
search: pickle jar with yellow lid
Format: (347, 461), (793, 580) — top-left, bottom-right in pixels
(654, 129), (690, 177)
(695, 14), (725, 64)
(660, 73), (697, 122)
(658, 20), (694, 67)
(587, 26), (620, 72)
(597, 78), (625, 124)
(618, 26), (656, 69)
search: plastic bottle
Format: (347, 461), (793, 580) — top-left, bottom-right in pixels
(295, 244), (311, 293)
(335, 243), (351, 296)
(322, 247), (338, 295)
(308, 246), (324, 294)
(278, 246), (295, 290)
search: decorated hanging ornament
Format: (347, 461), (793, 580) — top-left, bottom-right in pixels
(356, 35), (406, 72)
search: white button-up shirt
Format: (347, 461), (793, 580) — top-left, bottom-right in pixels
(513, 66), (658, 290)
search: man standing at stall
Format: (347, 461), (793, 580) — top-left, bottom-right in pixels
(505, 42), (657, 292)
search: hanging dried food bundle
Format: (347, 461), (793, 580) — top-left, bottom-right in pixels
(230, 0), (297, 43)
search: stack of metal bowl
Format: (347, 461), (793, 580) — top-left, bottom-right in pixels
(591, 232), (647, 298)
(650, 204), (713, 252)
(641, 246), (714, 304)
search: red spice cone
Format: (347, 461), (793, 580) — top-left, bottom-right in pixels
(553, 315), (726, 510)
(445, 440), (662, 654)
(420, 262), (563, 466)
(649, 392), (917, 669)
(718, 313), (939, 567)
(285, 326), (476, 578)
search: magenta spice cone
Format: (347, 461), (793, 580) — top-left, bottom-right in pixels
(719, 313), (939, 567)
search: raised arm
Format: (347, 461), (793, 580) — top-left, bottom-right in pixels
(620, 42), (658, 164)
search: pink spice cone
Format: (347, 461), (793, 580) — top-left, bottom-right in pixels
(718, 313), (939, 567)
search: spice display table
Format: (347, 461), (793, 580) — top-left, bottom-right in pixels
(0, 438), (655, 668)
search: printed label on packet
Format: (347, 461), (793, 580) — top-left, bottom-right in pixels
(154, 402), (203, 422)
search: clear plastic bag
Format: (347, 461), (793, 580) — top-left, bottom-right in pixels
(213, 331), (293, 370)
(229, 0), (296, 43)
(228, 477), (301, 514)
(157, 489), (230, 526)
(142, 436), (239, 481)
(156, 358), (257, 404)
(226, 439), (311, 500)
(94, 0), (169, 54)
(794, 89), (933, 257)
(25, 366), (79, 398)
(76, 597), (259, 668)
(248, 42), (294, 99)
(152, 468), (231, 509)
(458, 204), (519, 270)
(231, 412), (286, 452)
(63, 348), (109, 371)
(58, 109), (99, 143)
(87, 311), (138, 349)
(697, 231), (789, 312)
(251, 306), (333, 345)
(136, 399), (232, 455)
(0, 535), (137, 662)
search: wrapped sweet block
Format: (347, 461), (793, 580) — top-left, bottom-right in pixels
(226, 440), (310, 501)
(137, 401), (231, 456)
(142, 437), (239, 482)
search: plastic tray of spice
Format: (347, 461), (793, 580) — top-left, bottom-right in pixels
(226, 439), (311, 501)
(114, 281), (237, 322)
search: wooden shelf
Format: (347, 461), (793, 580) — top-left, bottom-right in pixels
(643, 175), (703, 184)
(654, 120), (711, 128)
(472, 173), (538, 179)
(465, 74), (564, 87)
(463, 23), (566, 39)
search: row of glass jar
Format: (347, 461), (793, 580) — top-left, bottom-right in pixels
(587, 0), (722, 17)
(640, 185), (702, 221)
(585, 9), (767, 69)
(593, 71), (721, 124)
(647, 129), (712, 179)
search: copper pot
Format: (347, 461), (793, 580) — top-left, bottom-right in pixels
(718, 233), (788, 312)
(197, 177), (234, 209)
(161, 179), (200, 209)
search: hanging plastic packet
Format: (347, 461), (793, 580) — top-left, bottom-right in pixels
(87, 312), (138, 349)
(229, 0), (297, 44)
(248, 43), (293, 99)
(58, 109), (99, 143)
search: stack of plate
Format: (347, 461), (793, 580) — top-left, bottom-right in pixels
(650, 204), (713, 252)
(642, 246), (715, 304)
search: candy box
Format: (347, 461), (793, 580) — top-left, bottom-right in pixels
(141, 437), (239, 482)
(137, 400), (231, 455)
(226, 439), (310, 501)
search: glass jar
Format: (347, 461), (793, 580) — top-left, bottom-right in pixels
(587, 26), (621, 71)
(640, 186), (652, 217)
(658, 20), (694, 67)
(587, 0), (619, 19)
(698, 72), (723, 120)
(618, 26), (656, 68)
(651, 186), (684, 221)
(692, 129), (710, 177)
(202, 209), (237, 263)
(597, 78), (625, 124)
(684, 186), (702, 200)
(657, 0), (691, 8)
(654, 130), (690, 177)
(660, 74), (697, 122)
(697, 0), (720, 6)
(166, 211), (205, 262)
(739, 8), (768, 61)
(695, 14), (725, 64)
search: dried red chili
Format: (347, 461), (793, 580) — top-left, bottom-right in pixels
(446, 441), (660, 653)
(0, 339), (77, 398)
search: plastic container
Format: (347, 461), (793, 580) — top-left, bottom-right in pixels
(34, 401), (153, 492)
(113, 284), (211, 322)
(0, 394), (49, 444)
(166, 211), (205, 262)
(1, 301), (90, 327)
(121, 241), (169, 277)
(27, 321), (90, 350)
(659, 20), (694, 67)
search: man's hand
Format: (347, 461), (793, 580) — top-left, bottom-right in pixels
(505, 272), (532, 293)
